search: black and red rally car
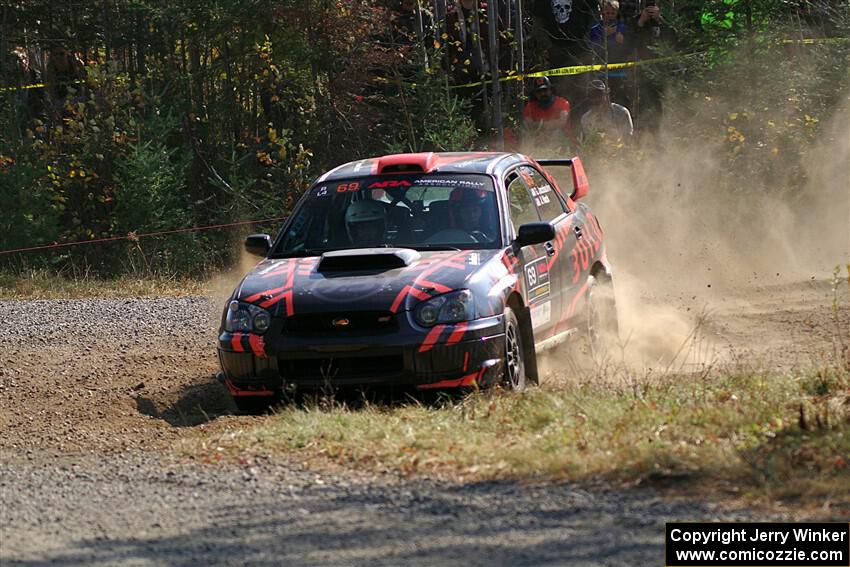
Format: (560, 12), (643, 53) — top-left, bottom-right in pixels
(218, 152), (617, 409)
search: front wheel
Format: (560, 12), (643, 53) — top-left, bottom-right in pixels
(503, 307), (528, 391)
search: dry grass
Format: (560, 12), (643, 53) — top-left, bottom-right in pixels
(188, 364), (850, 511)
(0, 269), (210, 299)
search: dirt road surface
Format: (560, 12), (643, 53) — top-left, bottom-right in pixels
(1, 280), (846, 566)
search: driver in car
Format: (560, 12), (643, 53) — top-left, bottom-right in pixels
(345, 199), (387, 247)
(449, 187), (496, 242)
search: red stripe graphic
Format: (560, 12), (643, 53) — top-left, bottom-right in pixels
(566, 278), (590, 318)
(252, 259), (297, 315)
(446, 322), (469, 345)
(419, 280), (452, 294)
(578, 237), (590, 270)
(388, 251), (468, 313)
(231, 333), (246, 352)
(390, 285), (413, 313)
(245, 285), (284, 303)
(224, 379), (276, 397)
(409, 287), (431, 301)
(418, 324), (447, 353)
(248, 334), (267, 358)
(500, 251), (519, 273)
(416, 367), (483, 389)
(261, 289), (294, 315)
(553, 278), (591, 335)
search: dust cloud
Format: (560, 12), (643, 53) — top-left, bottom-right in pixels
(205, 241), (266, 327)
(542, 78), (849, 372)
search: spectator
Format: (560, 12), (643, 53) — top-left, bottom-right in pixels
(580, 78), (633, 140)
(589, 0), (632, 103)
(522, 76), (572, 146)
(531, 0), (598, 69)
(633, 0), (673, 58)
(632, 0), (676, 130)
(43, 47), (86, 119)
(617, 0), (640, 22)
(589, 0), (625, 51)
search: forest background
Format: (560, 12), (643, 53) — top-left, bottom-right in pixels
(0, 0), (847, 278)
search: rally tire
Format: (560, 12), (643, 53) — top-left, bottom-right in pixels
(503, 307), (528, 391)
(586, 274), (620, 362)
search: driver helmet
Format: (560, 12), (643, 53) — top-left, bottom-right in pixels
(449, 187), (489, 230)
(345, 199), (387, 244)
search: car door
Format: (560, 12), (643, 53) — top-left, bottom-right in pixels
(504, 169), (559, 339)
(530, 164), (603, 332)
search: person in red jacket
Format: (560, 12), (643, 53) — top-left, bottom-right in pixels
(522, 76), (572, 146)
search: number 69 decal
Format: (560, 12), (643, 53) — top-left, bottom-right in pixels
(336, 182), (360, 193)
(526, 265), (538, 287)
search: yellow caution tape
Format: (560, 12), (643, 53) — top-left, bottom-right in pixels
(0, 79), (84, 94)
(379, 54), (679, 90)
(378, 37), (847, 90)
(0, 82), (46, 93)
(450, 53), (688, 89)
(779, 37), (849, 44)
(5, 38), (845, 95)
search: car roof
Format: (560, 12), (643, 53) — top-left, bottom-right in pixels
(315, 152), (532, 183)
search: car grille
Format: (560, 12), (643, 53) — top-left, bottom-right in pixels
(280, 354), (405, 383)
(416, 344), (466, 375)
(283, 311), (398, 335)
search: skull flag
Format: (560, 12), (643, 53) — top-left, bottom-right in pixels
(533, 0), (597, 62)
(551, 0), (573, 23)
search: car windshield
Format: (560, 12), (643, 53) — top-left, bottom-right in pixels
(272, 173), (501, 256)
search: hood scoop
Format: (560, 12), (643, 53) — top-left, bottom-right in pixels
(317, 248), (420, 272)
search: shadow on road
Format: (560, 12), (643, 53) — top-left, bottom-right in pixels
(134, 376), (233, 427)
(133, 376), (470, 427)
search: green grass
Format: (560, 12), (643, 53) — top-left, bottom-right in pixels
(189, 367), (850, 510)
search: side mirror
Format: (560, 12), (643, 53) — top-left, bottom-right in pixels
(516, 222), (556, 247)
(570, 156), (589, 201)
(244, 233), (272, 257)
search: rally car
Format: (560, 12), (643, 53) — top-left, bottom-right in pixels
(217, 152), (618, 410)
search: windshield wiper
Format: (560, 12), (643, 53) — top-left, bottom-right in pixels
(412, 245), (462, 251)
(272, 249), (326, 258)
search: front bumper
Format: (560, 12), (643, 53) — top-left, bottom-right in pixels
(218, 313), (506, 393)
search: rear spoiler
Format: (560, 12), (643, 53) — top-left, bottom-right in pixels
(535, 157), (589, 201)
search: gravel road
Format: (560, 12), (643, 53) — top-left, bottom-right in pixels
(1, 452), (768, 567)
(1, 282), (845, 566)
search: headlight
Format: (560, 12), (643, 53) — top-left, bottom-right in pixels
(225, 300), (272, 334)
(414, 290), (475, 327)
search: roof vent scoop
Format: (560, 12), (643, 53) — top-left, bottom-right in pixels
(376, 152), (438, 174)
(317, 248), (421, 272)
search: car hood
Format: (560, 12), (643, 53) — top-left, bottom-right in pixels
(235, 249), (506, 316)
